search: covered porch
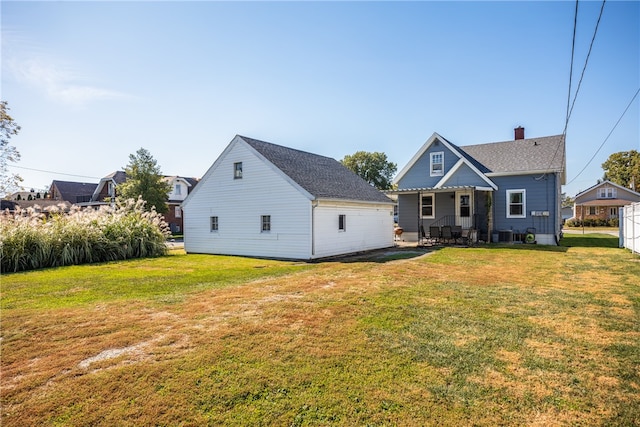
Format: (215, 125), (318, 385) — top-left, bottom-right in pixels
(387, 186), (493, 245)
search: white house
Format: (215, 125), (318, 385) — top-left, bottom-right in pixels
(181, 135), (395, 260)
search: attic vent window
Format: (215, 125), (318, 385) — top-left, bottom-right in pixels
(234, 162), (243, 179)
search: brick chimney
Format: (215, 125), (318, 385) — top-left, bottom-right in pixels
(514, 126), (525, 140)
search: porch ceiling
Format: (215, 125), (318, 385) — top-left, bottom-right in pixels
(385, 185), (494, 195)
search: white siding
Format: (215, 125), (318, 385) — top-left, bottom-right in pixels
(313, 201), (394, 258)
(183, 140), (312, 259)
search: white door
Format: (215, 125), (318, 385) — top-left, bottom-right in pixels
(456, 190), (473, 228)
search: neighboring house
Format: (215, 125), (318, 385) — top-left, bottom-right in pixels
(181, 135), (395, 260)
(164, 176), (199, 233)
(6, 189), (47, 201)
(389, 127), (566, 245)
(49, 180), (98, 204)
(87, 171), (128, 206)
(572, 180), (640, 222)
(561, 206), (574, 223)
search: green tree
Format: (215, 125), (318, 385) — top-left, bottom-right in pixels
(117, 148), (171, 213)
(1, 101), (22, 197)
(602, 150), (640, 192)
(340, 151), (397, 190)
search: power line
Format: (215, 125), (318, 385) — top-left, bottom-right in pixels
(565, 0), (579, 131)
(565, 0), (606, 130)
(6, 164), (101, 181)
(566, 87), (640, 186)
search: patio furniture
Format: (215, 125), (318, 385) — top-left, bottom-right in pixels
(451, 225), (462, 244)
(441, 225), (453, 244)
(429, 226), (441, 244)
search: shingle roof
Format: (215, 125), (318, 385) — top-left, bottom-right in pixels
(239, 136), (393, 204)
(458, 134), (565, 174)
(51, 180), (98, 203)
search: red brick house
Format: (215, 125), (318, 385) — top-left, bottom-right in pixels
(572, 180), (640, 223)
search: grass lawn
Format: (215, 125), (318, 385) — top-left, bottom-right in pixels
(2, 235), (639, 426)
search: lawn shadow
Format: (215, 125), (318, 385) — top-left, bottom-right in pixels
(560, 233), (619, 248)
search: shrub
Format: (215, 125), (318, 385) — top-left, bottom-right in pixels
(0, 198), (170, 273)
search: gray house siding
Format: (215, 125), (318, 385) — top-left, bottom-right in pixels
(397, 143), (458, 189)
(492, 173), (560, 237)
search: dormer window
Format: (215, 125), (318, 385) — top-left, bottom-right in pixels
(234, 162), (243, 179)
(175, 184), (182, 195)
(430, 152), (444, 177)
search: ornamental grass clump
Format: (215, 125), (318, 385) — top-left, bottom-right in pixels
(0, 198), (170, 273)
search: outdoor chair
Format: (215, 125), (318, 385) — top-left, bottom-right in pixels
(451, 225), (462, 244)
(429, 226), (441, 244)
(441, 225), (453, 244)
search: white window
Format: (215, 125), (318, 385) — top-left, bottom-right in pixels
(175, 206), (182, 218)
(175, 184), (182, 195)
(430, 152), (444, 176)
(610, 207), (618, 217)
(234, 162), (243, 179)
(210, 216), (219, 232)
(599, 187), (615, 199)
(261, 215), (271, 232)
(338, 214), (346, 231)
(506, 189), (526, 218)
(421, 194), (435, 218)
(588, 206), (597, 215)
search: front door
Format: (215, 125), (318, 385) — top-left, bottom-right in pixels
(456, 190), (473, 228)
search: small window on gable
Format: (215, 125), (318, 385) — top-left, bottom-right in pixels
(175, 184), (182, 195)
(338, 214), (346, 231)
(599, 187), (615, 199)
(210, 216), (219, 232)
(261, 215), (271, 232)
(234, 162), (243, 179)
(430, 152), (444, 177)
(506, 189), (526, 218)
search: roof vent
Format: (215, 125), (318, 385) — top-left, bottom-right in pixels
(515, 126), (525, 140)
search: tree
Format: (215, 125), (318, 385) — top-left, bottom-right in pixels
(602, 150), (640, 192)
(561, 192), (574, 207)
(340, 151), (397, 190)
(1, 101), (22, 197)
(117, 148), (171, 214)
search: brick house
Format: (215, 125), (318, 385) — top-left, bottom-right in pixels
(572, 180), (640, 223)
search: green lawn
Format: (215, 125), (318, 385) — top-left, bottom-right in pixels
(2, 235), (639, 426)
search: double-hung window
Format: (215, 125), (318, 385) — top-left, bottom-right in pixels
(506, 189), (526, 218)
(421, 194), (435, 218)
(210, 216), (219, 232)
(261, 215), (271, 232)
(430, 152), (444, 177)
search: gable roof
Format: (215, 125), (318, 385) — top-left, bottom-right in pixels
(239, 136), (392, 204)
(393, 132), (497, 190)
(459, 134), (565, 178)
(50, 180), (98, 203)
(574, 180), (640, 200)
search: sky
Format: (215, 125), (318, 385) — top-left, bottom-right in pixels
(2, 0), (638, 198)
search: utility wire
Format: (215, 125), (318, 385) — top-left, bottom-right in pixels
(566, 87), (640, 186)
(565, 0), (606, 131)
(7, 164), (101, 180)
(565, 0), (579, 130)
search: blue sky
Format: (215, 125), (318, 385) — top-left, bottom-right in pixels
(2, 1), (638, 197)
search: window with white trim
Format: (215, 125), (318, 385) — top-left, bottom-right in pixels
(261, 215), (271, 232)
(430, 152), (444, 176)
(588, 206), (597, 215)
(175, 206), (182, 218)
(421, 194), (435, 218)
(598, 187), (615, 199)
(210, 216), (219, 232)
(506, 189), (526, 218)
(338, 214), (346, 231)
(175, 184), (182, 195)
